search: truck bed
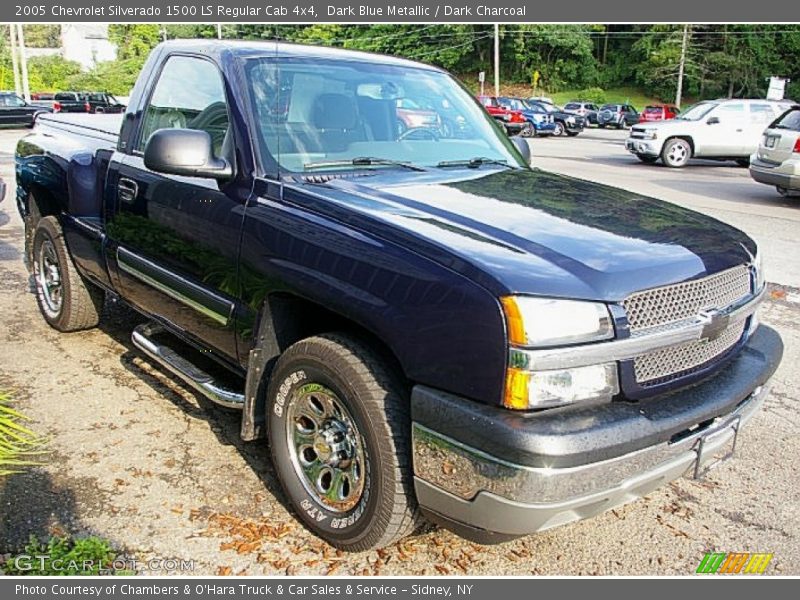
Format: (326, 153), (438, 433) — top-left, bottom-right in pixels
(36, 113), (121, 144)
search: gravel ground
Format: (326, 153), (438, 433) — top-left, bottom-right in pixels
(0, 126), (798, 575)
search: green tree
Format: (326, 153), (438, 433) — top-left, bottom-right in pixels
(27, 55), (81, 91)
(22, 25), (60, 48)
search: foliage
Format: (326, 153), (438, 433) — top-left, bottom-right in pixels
(570, 87), (607, 104)
(4, 535), (122, 576)
(25, 55), (81, 92)
(22, 26), (60, 48)
(3, 24), (800, 103)
(0, 392), (44, 476)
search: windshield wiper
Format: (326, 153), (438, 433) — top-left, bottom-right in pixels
(304, 157), (426, 172)
(436, 157), (513, 169)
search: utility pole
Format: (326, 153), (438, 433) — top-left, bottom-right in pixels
(8, 25), (22, 97)
(217, 24), (223, 39)
(675, 24), (690, 109)
(493, 24), (500, 97)
(16, 24), (31, 102)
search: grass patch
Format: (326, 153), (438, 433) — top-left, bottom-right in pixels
(0, 392), (45, 476)
(3, 535), (130, 575)
(549, 87), (668, 109)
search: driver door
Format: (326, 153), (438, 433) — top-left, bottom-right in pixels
(105, 54), (244, 361)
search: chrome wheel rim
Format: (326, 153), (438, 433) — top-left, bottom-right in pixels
(667, 142), (689, 165)
(37, 239), (62, 316)
(554, 123), (564, 136)
(286, 383), (366, 513)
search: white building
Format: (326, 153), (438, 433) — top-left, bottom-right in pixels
(60, 25), (116, 70)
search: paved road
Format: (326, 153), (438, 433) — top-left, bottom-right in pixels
(530, 128), (800, 288)
(0, 126), (798, 575)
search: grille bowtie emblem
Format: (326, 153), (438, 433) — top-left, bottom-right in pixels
(698, 309), (730, 341)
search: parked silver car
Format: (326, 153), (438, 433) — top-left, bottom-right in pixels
(626, 99), (793, 168)
(750, 104), (800, 196)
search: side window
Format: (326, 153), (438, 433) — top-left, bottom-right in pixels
(750, 103), (775, 124)
(138, 55), (230, 156)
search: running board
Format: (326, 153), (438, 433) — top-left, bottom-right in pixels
(131, 323), (245, 409)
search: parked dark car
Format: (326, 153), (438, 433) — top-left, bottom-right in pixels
(53, 92), (90, 113)
(15, 40), (780, 552)
(640, 104), (680, 122)
(81, 92), (126, 114)
(0, 92), (52, 127)
(598, 104), (640, 128)
(527, 100), (585, 136)
(564, 101), (599, 125)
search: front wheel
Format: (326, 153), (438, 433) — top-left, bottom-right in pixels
(267, 333), (419, 551)
(520, 123), (535, 138)
(661, 138), (692, 168)
(32, 216), (103, 331)
(553, 122), (565, 137)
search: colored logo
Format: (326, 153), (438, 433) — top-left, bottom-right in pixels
(696, 552), (773, 574)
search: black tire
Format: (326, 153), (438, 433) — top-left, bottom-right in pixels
(599, 123), (606, 129)
(267, 333), (419, 551)
(553, 122), (565, 137)
(661, 137), (692, 168)
(636, 154), (658, 164)
(32, 216), (103, 332)
(520, 123), (535, 138)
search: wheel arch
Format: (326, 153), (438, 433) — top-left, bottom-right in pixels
(241, 292), (408, 441)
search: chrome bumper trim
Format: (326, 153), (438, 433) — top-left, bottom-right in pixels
(412, 381), (768, 506)
(509, 286), (766, 372)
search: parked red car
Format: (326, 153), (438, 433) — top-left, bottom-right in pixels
(640, 104), (680, 122)
(477, 95), (526, 135)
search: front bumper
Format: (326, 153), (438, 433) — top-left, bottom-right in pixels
(626, 138), (662, 157)
(412, 324), (782, 541)
(750, 157), (800, 190)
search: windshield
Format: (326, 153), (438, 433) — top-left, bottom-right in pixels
(677, 102), (718, 121)
(563, 103), (580, 110)
(246, 57), (523, 173)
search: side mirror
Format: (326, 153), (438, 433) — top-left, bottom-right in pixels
(707, 116), (720, 125)
(511, 136), (531, 165)
(144, 128), (232, 180)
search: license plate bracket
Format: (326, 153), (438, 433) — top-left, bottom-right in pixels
(765, 136), (777, 148)
(692, 416), (741, 480)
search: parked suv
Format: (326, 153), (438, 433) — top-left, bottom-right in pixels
(627, 99), (794, 168)
(598, 104), (639, 129)
(81, 92), (125, 114)
(563, 101), (599, 125)
(750, 104), (800, 196)
(527, 100), (584, 136)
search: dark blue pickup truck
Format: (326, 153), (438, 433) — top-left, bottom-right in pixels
(15, 40), (782, 551)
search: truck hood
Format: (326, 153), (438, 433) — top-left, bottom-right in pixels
(308, 168), (755, 301)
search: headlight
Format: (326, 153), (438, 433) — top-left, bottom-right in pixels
(500, 297), (618, 410)
(505, 363), (619, 409)
(566, 116), (576, 124)
(753, 247), (765, 292)
(641, 129), (658, 140)
(500, 296), (613, 347)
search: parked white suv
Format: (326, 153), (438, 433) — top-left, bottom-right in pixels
(750, 104), (800, 196)
(626, 99), (793, 168)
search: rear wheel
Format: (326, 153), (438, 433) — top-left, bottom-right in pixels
(267, 333), (419, 551)
(520, 123), (535, 138)
(32, 216), (103, 331)
(661, 138), (692, 168)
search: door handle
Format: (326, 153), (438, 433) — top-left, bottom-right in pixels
(118, 178), (138, 204)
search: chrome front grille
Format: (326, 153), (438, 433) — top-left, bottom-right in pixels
(623, 265), (752, 386)
(623, 265), (751, 332)
(633, 321), (746, 385)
